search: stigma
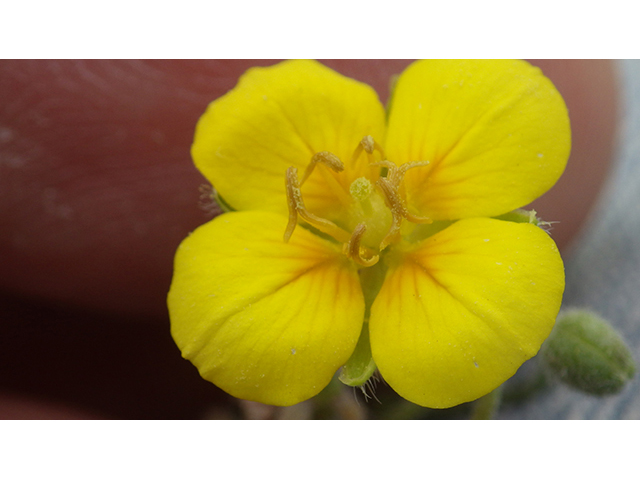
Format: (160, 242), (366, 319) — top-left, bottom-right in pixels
(284, 136), (431, 268)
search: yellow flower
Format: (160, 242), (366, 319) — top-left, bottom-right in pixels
(168, 60), (570, 408)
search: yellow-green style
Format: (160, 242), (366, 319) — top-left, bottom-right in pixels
(168, 60), (570, 408)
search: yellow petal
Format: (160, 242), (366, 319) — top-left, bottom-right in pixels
(168, 211), (365, 406)
(385, 60), (571, 220)
(192, 60), (386, 219)
(369, 218), (564, 408)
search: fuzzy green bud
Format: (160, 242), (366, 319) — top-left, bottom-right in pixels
(542, 309), (636, 395)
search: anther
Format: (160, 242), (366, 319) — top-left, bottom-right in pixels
(300, 151), (344, 185)
(361, 135), (375, 154)
(345, 223), (379, 267)
(283, 166), (352, 243)
(351, 135), (387, 166)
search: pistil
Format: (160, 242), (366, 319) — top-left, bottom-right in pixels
(283, 136), (432, 268)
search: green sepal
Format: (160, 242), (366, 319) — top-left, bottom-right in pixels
(338, 262), (385, 387)
(405, 220), (454, 244)
(541, 309), (636, 396)
(213, 189), (236, 213)
(359, 261), (387, 319)
(494, 208), (541, 226)
(339, 323), (377, 387)
(406, 209), (543, 245)
(385, 73), (400, 122)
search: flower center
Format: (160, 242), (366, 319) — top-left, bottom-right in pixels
(284, 136), (431, 267)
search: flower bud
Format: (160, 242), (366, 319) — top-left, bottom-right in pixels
(542, 309), (636, 395)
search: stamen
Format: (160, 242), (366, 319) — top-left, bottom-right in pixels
(283, 166), (352, 243)
(284, 167), (301, 242)
(361, 135), (375, 154)
(393, 162), (432, 224)
(388, 161), (430, 186)
(370, 160), (397, 171)
(351, 135), (387, 167)
(344, 223), (379, 267)
(300, 151), (344, 185)
(371, 138), (386, 160)
(375, 161), (432, 250)
(376, 178), (407, 250)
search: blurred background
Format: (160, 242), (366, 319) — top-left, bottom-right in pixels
(0, 59), (632, 419)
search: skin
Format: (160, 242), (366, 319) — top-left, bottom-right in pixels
(0, 60), (619, 418)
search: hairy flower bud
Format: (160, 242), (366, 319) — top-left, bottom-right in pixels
(542, 309), (636, 395)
